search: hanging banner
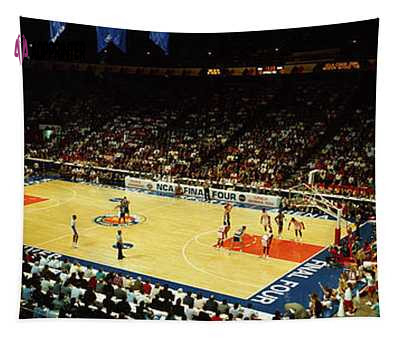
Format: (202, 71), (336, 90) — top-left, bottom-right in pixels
(149, 32), (170, 55)
(96, 26), (127, 53)
(49, 21), (66, 42)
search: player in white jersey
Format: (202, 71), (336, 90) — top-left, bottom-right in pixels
(71, 215), (79, 248)
(229, 226), (247, 253)
(260, 227), (273, 258)
(288, 217), (305, 242)
(260, 208), (271, 232)
(215, 225), (227, 249)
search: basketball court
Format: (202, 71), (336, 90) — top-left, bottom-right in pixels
(23, 180), (339, 300)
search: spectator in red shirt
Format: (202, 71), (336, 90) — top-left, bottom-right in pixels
(142, 280), (152, 295)
(87, 276), (97, 290)
(211, 311), (223, 321)
(326, 245), (339, 266)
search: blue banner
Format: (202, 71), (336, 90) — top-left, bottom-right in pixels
(149, 32), (170, 55)
(49, 21), (66, 43)
(96, 27), (127, 53)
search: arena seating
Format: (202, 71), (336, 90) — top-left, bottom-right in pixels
(24, 70), (375, 198)
(291, 103), (375, 199)
(20, 249), (271, 320)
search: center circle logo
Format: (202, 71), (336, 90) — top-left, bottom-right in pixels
(94, 214), (146, 227)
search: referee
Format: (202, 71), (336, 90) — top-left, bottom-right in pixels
(116, 230), (125, 260)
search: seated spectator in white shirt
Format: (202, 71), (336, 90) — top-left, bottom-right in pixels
(150, 283), (161, 299)
(39, 256), (49, 267)
(70, 262), (82, 275)
(184, 302), (198, 320)
(59, 269), (69, 283)
(70, 283), (84, 300)
(41, 277), (52, 293)
(127, 288), (135, 303)
(229, 303), (242, 318)
(243, 303), (255, 319)
(48, 258), (62, 269)
(31, 261), (41, 274)
(174, 288), (186, 303)
(217, 299), (230, 315)
(194, 293), (205, 310)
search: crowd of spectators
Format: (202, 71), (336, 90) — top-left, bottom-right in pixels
(305, 259), (378, 318)
(24, 70), (375, 198)
(270, 224), (378, 319)
(24, 164), (40, 179)
(20, 249), (267, 320)
(321, 236), (378, 317)
(58, 164), (126, 187)
(294, 104), (375, 199)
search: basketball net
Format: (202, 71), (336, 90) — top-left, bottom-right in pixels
(288, 183), (351, 245)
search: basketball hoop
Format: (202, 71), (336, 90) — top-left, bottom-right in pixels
(288, 183), (350, 245)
